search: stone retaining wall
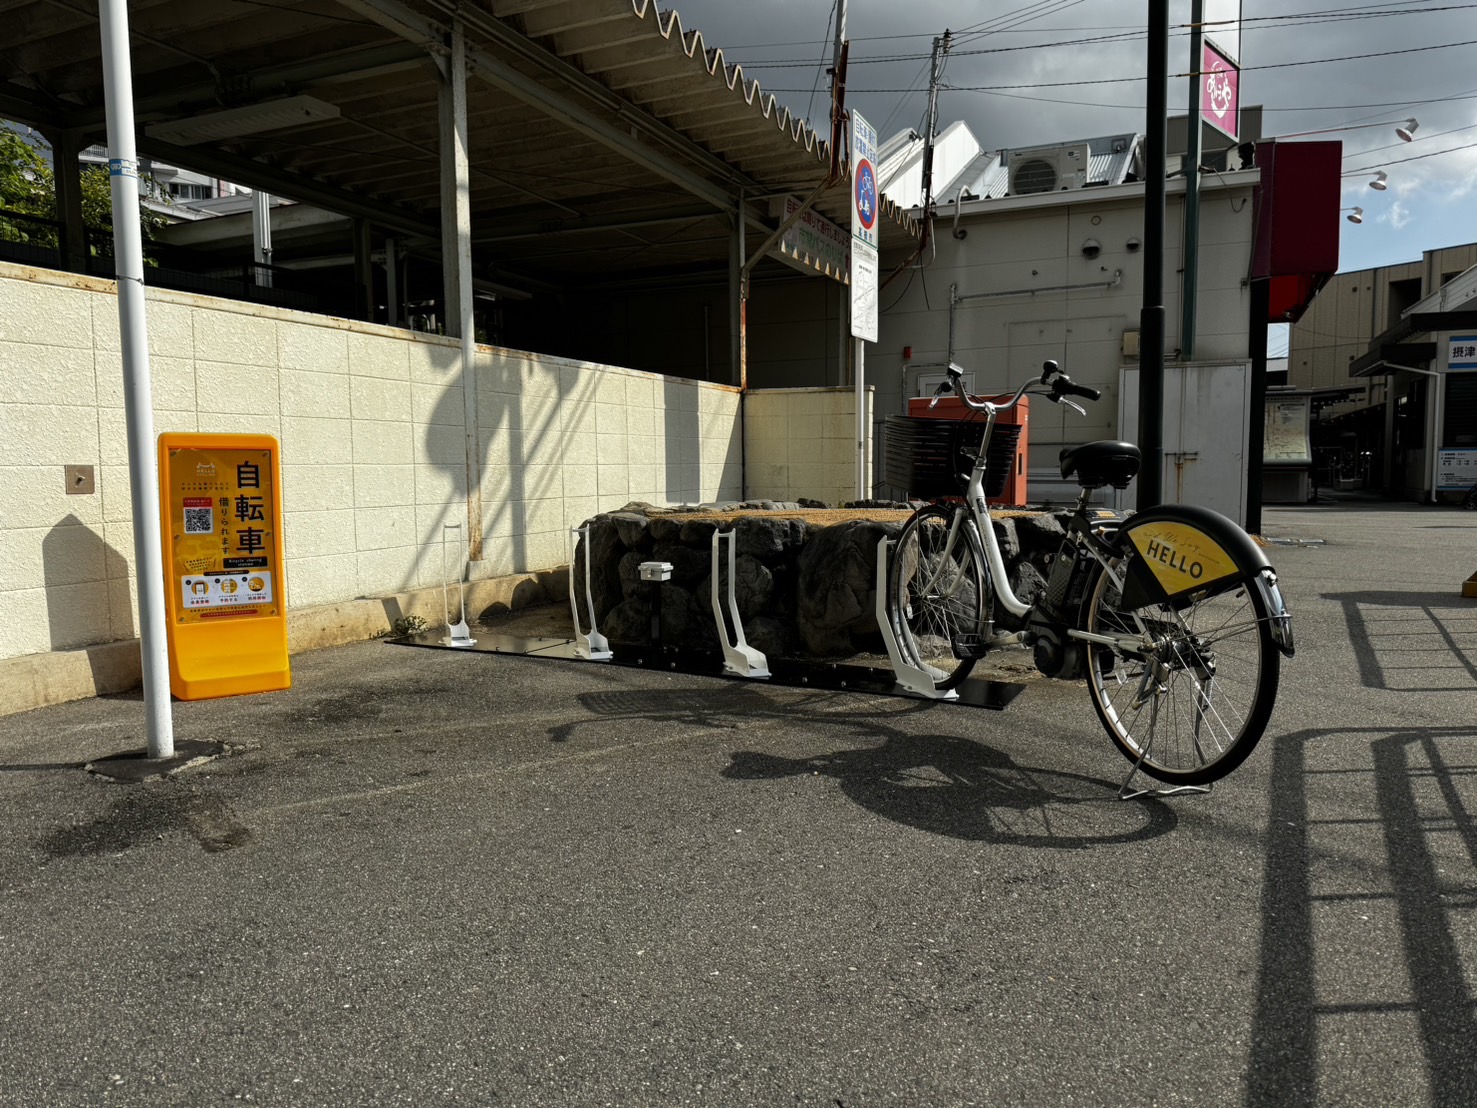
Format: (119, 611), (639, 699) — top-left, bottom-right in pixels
(576, 502), (1078, 661)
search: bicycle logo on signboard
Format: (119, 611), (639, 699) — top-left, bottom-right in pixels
(855, 159), (877, 232)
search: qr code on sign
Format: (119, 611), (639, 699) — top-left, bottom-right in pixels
(184, 506), (213, 534)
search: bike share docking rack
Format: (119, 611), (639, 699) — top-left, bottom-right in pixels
(389, 525), (1021, 711)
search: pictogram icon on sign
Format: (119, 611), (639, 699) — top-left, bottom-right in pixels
(855, 159), (877, 231)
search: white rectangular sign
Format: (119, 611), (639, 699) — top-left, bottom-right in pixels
(850, 110), (879, 343)
(1448, 335), (1477, 369)
(1437, 448), (1477, 491)
(1203, 0), (1241, 64)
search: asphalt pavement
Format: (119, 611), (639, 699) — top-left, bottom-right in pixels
(1, 497), (1474, 1107)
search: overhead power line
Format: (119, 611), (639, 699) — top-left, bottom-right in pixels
(727, 5), (1477, 68)
(1344, 139), (1477, 172)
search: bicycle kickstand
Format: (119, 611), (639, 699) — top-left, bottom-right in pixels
(1116, 693), (1213, 801)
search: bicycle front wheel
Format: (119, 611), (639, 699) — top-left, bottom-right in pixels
(1083, 559), (1279, 785)
(889, 505), (987, 690)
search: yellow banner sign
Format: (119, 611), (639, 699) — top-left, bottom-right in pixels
(167, 446), (278, 623)
(159, 433), (290, 700)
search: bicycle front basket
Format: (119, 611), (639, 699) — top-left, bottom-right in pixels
(883, 415), (1021, 499)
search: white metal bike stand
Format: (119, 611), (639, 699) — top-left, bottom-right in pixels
(874, 535), (960, 700)
(567, 526), (612, 661)
(439, 523), (477, 648)
(709, 530), (770, 679)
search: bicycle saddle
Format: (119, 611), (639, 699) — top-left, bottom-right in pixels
(1059, 441), (1141, 489)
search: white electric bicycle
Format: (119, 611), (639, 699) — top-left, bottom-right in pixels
(884, 361), (1295, 788)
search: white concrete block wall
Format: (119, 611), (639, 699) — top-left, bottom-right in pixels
(744, 387), (872, 505)
(0, 263), (743, 662)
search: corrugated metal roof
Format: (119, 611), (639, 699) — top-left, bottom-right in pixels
(0, 0), (917, 288)
(531, 0), (918, 248)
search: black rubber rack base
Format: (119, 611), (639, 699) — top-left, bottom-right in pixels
(389, 632), (1024, 711)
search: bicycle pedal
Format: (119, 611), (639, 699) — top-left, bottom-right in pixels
(951, 633), (990, 659)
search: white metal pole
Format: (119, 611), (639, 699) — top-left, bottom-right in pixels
(99, 0), (173, 759)
(855, 338), (866, 501)
(251, 188), (273, 287)
(384, 236), (399, 326)
(1429, 370), (1445, 503)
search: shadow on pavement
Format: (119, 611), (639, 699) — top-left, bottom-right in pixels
(1248, 726), (1477, 1108)
(554, 682), (1175, 847)
(1322, 589), (1477, 693)
(723, 730), (1177, 848)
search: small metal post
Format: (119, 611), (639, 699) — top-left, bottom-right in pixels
(639, 561), (673, 653)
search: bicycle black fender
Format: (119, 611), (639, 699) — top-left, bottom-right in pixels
(1114, 504), (1294, 657)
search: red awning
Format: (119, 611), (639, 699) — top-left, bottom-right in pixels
(1252, 141), (1341, 323)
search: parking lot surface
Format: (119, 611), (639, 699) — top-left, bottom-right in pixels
(1, 499), (1473, 1107)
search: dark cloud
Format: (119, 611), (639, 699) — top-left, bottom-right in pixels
(666, 0), (1477, 198)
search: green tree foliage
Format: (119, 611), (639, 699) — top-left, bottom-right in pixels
(1, 123), (170, 250)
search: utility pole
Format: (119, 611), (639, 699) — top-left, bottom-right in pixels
(832, 0), (849, 388)
(918, 30), (952, 237)
(1138, 0), (1168, 511)
(830, 0), (848, 179)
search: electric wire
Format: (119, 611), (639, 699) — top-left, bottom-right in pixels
(731, 5), (1477, 68)
(803, 1), (838, 130)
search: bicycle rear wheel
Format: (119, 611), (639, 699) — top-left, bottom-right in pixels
(1083, 559), (1279, 785)
(889, 505), (987, 690)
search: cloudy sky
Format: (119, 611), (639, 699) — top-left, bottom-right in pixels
(664, 0), (1477, 282)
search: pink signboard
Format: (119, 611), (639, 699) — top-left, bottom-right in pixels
(1201, 41), (1239, 140)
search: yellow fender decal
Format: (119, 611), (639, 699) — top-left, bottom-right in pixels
(1125, 519), (1241, 599)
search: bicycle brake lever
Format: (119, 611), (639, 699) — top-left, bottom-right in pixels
(1060, 398), (1086, 416)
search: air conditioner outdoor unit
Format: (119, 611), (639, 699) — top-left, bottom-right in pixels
(1007, 143), (1090, 195)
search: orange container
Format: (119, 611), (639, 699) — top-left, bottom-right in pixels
(906, 395), (1029, 505)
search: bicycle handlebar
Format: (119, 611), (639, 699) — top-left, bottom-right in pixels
(1056, 379), (1101, 402)
(933, 359), (1099, 414)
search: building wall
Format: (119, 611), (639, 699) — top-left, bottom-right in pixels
(1288, 242), (1477, 389)
(874, 177), (1258, 467)
(743, 387), (872, 505)
(0, 262), (742, 663)
(746, 278), (848, 390)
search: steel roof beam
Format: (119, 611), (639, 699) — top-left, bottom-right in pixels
(429, 0), (767, 193)
(335, 0), (745, 217)
(476, 206), (725, 243)
(140, 136), (441, 241)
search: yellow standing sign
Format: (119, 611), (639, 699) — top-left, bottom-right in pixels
(159, 433), (290, 700)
